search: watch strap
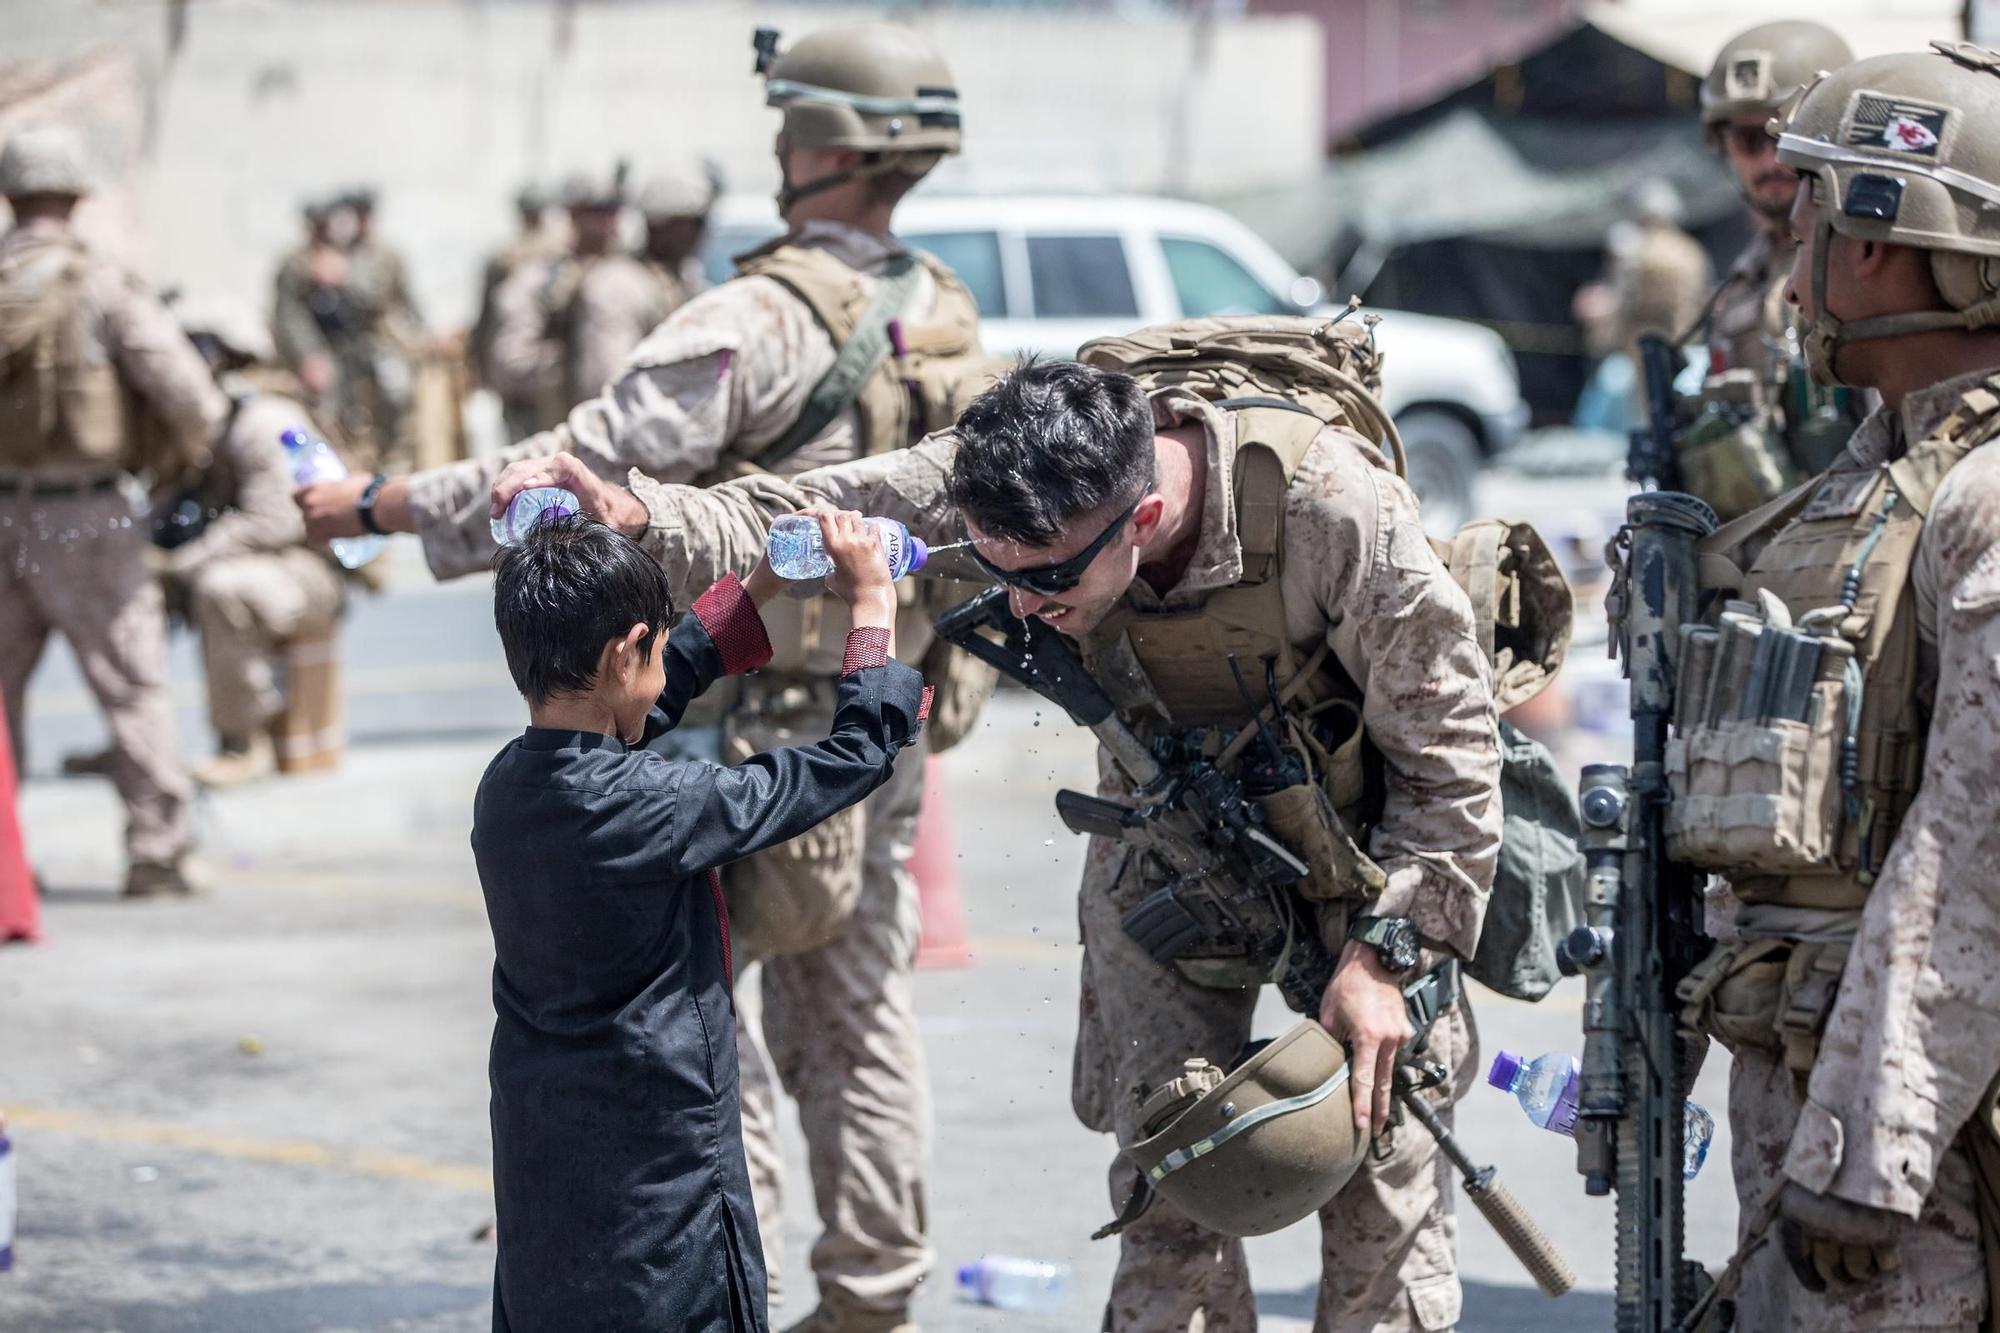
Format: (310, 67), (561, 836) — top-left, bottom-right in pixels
(355, 473), (388, 535)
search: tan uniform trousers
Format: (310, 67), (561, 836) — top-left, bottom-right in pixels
(733, 736), (933, 1318)
(1074, 837), (1476, 1333)
(185, 548), (346, 741)
(0, 487), (190, 868)
(1726, 1045), (1985, 1331)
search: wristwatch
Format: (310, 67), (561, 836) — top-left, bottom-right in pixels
(355, 472), (389, 535)
(1348, 915), (1421, 974)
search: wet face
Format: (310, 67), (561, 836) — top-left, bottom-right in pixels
(1720, 115), (1798, 222)
(964, 495), (1161, 637)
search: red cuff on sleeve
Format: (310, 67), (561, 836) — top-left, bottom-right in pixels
(691, 573), (773, 676)
(918, 685), (934, 722)
(841, 625), (892, 675)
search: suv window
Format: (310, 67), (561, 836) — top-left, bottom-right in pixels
(1160, 236), (1288, 317)
(1026, 234), (1137, 319)
(904, 230), (1007, 318)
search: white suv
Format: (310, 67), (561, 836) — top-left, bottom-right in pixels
(700, 194), (1528, 532)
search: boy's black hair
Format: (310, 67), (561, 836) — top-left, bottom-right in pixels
(493, 515), (675, 706)
(945, 357), (1155, 546)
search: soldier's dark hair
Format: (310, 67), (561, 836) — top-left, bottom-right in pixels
(492, 515), (675, 707)
(946, 358), (1155, 546)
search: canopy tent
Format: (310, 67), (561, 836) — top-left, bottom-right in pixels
(1217, 6), (1956, 420)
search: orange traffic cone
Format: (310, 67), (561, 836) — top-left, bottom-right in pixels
(0, 695), (40, 944)
(912, 755), (973, 970)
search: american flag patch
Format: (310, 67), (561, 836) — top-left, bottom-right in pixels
(1844, 93), (1949, 157)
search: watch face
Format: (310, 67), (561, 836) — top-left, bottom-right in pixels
(1380, 919), (1420, 972)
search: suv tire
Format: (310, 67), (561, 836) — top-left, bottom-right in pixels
(1394, 408), (1481, 536)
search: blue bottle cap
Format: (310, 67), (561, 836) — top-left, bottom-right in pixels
(1487, 1049), (1524, 1091)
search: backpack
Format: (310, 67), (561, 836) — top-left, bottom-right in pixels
(1079, 314), (1585, 1003)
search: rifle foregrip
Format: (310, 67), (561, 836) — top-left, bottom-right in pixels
(1467, 1174), (1578, 1298)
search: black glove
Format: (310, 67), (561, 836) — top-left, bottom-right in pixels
(1775, 1181), (1905, 1292)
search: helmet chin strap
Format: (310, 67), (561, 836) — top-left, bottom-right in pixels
(1803, 213), (1996, 385)
(774, 152), (903, 213)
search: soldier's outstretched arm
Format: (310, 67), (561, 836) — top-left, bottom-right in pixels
(1784, 464), (2000, 1221)
(99, 270), (228, 447)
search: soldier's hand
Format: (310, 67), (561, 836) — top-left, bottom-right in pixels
(490, 452), (647, 537)
(1320, 941), (1414, 1138)
(297, 474), (372, 541)
(1776, 1181), (1904, 1291)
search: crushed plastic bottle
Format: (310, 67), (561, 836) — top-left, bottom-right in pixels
(491, 487), (579, 547)
(1488, 1049), (1712, 1180)
(765, 513), (928, 582)
(281, 428), (382, 570)
(955, 1254), (1069, 1312)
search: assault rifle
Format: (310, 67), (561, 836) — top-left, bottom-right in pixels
(1630, 332), (1687, 492)
(933, 586), (1332, 1014)
(937, 585), (1579, 1294)
(1558, 492), (1718, 1331)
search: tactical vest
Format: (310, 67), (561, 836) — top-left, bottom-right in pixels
(1070, 317), (1578, 998)
(1668, 373), (2000, 907)
(0, 235), (126, 472)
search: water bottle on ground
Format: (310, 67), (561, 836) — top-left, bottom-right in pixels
(765, 513), (928, 582)
(955, 1254), (1069, 1312)
(0, 1129), (15, 1271)
(1488, 1049), (1713, 1180)
(281, 428), (383, 570)
(491, 487), (579, 547)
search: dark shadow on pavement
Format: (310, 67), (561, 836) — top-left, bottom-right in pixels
(63, 1279), (488, 1332)
(1259, 1279), (1614, 1331)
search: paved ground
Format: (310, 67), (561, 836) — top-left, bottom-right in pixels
(2, 553), (1741, 1332)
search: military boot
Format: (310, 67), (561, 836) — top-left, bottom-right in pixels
(193, 734), (275, 789)
(122, 858), (195, 899)
(782, 1299), (916, 1333)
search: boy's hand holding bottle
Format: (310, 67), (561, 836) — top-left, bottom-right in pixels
(810, 508), (898, 647)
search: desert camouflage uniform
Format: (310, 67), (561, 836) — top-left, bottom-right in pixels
(625, 386), (1504, 1332)
(402, 220), (953, 1318)
(0, 216), (223, 870)
(173, 389), (346, 745)
(271, 236), (421, 475)
(471, 224), (567, 442)
(1721, 371), (2000, 1331)
(1607, 219), (1712, 360)
(1708, 229), (1794, 386)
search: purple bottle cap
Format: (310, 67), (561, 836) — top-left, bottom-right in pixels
(956, 1261), (976, 1287)
(906, 534), (929, 573)
(1487, 1049), (1524, 1092)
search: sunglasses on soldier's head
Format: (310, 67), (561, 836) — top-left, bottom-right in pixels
(970, 495), (1145, 597)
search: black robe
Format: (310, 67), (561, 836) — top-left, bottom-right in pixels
(471, 576), (927, 1332)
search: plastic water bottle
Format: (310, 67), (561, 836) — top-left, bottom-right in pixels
(282, 428), (383, 570)
(1488, 1049), (1713, 1180)
(955, 1254), (1069, 1312)
(765, 513), (928, 582)
(0, 1130), (15, 1271)
(491, 487), (579, 546)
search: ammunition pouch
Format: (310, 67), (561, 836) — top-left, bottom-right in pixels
(1677, 373), (1795, 524)
(1676, 935), (1851, 1096)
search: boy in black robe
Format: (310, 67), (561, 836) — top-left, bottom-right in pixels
(473, 511), (929, 1332)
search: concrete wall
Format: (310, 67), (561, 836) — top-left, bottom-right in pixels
(6, 0), (1324, 328)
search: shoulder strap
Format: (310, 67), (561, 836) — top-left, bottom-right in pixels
(1890, 373), (2000, 517)
(748, 248), (922, 470)
(1227, 401), (1322, 586)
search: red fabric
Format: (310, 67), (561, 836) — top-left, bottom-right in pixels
(0, 693), (39, 944)
(705, 868), (733, 983)
(918, 685), (934, 722)
(841, 625), (892, 674)
(691, 573), (773, 676)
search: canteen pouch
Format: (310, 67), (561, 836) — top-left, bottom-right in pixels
(1678, 372), (1795, 523)
(1665, 602), (1857, 876)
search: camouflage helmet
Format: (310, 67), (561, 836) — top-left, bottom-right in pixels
(1097, 1022), (1362, 1240)
(756, 24), (960, 208)
(558, 166), (625, 212)
(637, 158), (722, 220)
(1776, 42), (2000, 382)
(0, 124), (91, 199)
(1701, 21), (1855, 137)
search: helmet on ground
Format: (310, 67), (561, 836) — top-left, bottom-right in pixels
(1103, 1021), (1362, 1240)
(1776, 42), (2000, 382)
(756, 24), (960, 207)
(1701, 21), (1855, 140)
(0, 125), (91, 199)
(637, 158), (722, 220)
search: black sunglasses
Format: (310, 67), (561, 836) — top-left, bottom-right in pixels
(970, 495), (1144, 597)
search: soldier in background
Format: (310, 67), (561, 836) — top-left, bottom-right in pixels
(0, 125), (223, 897)
(337, 185), (424, 474)
(162, 302), (346, 789)
(1676, 20), (1858, 519)
(1602, 180), (1712, 364)
(471, 183), (565, 442)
